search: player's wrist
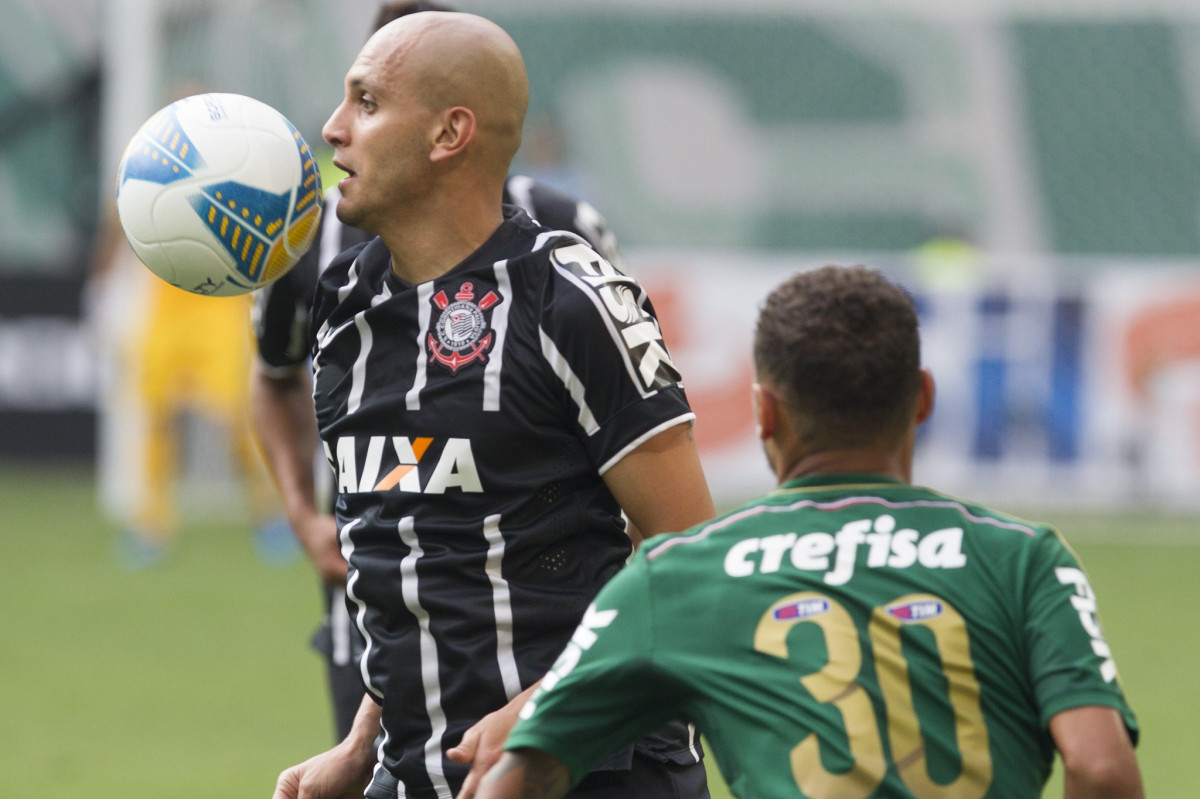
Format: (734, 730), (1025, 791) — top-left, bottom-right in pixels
(335, 726), (379, 771)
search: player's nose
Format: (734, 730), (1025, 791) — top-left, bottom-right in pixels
(323, 102), (348, 148)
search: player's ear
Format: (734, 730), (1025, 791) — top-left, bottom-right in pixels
(915, 368), (935, 425)
(753, 381), (777, 442)
(430, 106), (476, 162)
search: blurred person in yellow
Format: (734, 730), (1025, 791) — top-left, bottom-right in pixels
(90, 205), (294, 569)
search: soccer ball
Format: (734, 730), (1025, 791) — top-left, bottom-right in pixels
(115, 93), (322, 296)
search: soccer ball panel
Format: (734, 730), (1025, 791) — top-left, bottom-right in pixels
(115, 93), (322, 297)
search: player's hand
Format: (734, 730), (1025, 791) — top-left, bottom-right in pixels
(271, 741), (374, 799)
(447, 686), (538, 799)
(295, 512), (348, 587)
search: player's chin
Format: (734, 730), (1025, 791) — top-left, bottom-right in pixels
(334, 197), (365, 228)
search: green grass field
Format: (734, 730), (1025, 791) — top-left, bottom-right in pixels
(1, 465), (1195, 798)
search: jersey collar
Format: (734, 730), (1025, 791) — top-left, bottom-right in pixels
(774, 473), (907, 494)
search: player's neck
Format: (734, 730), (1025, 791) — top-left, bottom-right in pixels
(382, 193), (505, 286)
(776, 447), (912, 486)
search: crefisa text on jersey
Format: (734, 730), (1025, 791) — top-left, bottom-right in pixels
(724, 514), (967, 586)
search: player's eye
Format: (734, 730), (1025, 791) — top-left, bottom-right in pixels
(359, 94), (378, 112)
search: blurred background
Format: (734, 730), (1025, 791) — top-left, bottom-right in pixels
(1, 0), (1198, 796)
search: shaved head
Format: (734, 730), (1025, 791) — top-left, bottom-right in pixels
(323, 11), (532, 278)
(363, 12), (528, 176)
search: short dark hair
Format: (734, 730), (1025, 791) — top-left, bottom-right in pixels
(371, 1), (455, 33)
(753, 265), (922, 449)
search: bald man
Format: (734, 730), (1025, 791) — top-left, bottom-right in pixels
(251, 0), (626, 746)
(272, 13), (713, 799)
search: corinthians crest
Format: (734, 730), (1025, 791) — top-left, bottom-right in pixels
(428, 281), (502, 372)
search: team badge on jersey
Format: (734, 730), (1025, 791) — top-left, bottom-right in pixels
(428, 282), (502, 372)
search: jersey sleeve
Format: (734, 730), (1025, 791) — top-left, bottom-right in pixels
(505, 555), (687, 785)
(1022, 530), (1139, 741)
(538, 239), (694, 474)
(252, 243), (318, 376)
(254, 194), (375, 376)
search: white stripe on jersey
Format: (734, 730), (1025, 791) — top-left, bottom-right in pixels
(538, 328), (599, 434)
(331, 586), (351, 667)
(533, 229), (586, 253)
(373, 279), (393, 307)
(348, 315), (373, 414)
(504, 174), (537, 218)
(397, 516), (453, 799)
(685, 722), (701, 762)
(597, 413), (695, 476)
(318, 192), (345, 274)
(482, 262), (513, 412)
(313, 248), (366, 374)
(482, 514), (523, 700)
(406, 283), (434, 411)
(338, 249), (363, 304)
(543, 239), (660, 400)
(338, 517), (383, 699)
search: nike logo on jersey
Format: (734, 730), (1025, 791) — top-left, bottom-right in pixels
(723, 514), (967, 585)
(327, 435), (483, 495)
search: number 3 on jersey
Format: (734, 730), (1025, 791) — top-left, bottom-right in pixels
(754, 592), (992, 798)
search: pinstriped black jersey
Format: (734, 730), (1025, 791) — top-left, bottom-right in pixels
(309, 208), (695, 798)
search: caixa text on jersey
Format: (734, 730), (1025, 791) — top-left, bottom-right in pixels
(325, 435), (482, 495)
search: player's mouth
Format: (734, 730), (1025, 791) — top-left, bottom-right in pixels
(332, 159), (356, 187)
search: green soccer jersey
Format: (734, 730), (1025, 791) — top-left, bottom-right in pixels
(506, 474), (1139, 799)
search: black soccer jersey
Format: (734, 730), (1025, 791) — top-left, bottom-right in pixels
(309, 208), (694, 798)
(253, 176), (622, 375)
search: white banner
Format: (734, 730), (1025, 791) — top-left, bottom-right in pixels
(629, 250), (1200, 511)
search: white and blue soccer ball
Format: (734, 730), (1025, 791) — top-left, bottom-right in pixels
(115, 92), (322, 296)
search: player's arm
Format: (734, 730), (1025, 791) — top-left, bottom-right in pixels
(1049, 706), (1144, 798)
(475, 749), (571, 799)
(612, 424), (711, 544)
(273, 694), (379, 799)
(251, 363), (345, 585)
(1023, 531), (1142, 798)
(602, 421), (715, 538)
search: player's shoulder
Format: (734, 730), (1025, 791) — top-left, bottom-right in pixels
(503, 208), (601, 277)
(503, 174), (620, 265)
(311, 237), (387, 326)
(317, 237), (380, 288)
(503, 174), (580, 221)
(516, 227), (640, 324)
(910, 484), (1057, 538)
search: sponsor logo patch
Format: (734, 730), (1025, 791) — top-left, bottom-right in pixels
(774, 598), (830, 621)
(886, 599), (944, 622)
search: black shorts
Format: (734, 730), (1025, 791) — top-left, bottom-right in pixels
(364, 752), (709, 799)
(570, 752), (709, 799)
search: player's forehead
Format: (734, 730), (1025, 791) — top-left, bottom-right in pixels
(343, 33), (413, 96)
